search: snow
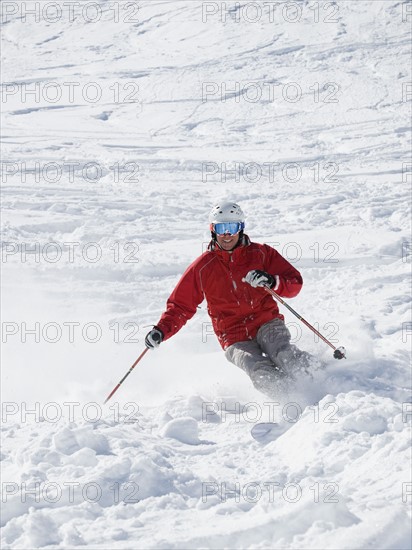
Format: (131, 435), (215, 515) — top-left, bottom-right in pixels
(161, 417), (201, 444)
(1, 1), (411, 549)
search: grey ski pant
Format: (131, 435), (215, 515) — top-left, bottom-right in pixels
(224, 318), (315, 398)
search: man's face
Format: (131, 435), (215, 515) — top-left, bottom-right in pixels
(216, 232), (240, 251)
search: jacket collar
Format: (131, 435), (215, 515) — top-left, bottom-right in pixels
(208, 234), (251, 261)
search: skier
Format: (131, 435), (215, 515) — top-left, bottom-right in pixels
(144, 201), (318, 398)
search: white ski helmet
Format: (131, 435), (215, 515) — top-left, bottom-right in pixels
(208, 202), (245, 224)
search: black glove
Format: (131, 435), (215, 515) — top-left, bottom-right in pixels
(145, 327), (164, 349)
(244, 269), (275, 288)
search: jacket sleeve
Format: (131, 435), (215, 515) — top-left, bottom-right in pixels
(263, 244), (303, 298)
(156, 259), (204, 341)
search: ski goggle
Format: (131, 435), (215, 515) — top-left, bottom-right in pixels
(211, 221), (245, 235)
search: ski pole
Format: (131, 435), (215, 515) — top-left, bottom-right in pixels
(103, 348), (149, 404)
(263, 285), (346, 359)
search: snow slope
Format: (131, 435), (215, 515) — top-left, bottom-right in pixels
(1, 1), (411, 548)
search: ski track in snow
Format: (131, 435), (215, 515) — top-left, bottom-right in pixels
(1, 1), (411, 549)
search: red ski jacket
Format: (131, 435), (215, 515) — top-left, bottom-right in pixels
(156, 235), (303, 349)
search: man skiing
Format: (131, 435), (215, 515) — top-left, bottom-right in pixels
(144, 201), (317, 398)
